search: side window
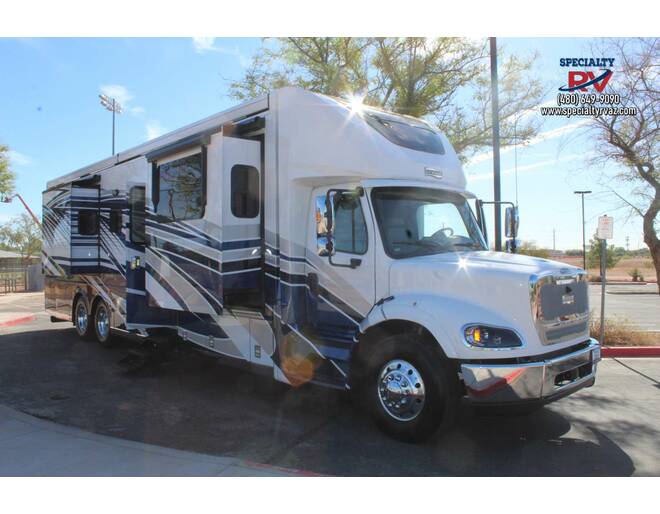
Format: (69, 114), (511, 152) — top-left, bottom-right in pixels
(78, 210), (98, 236)
(129, 186), (146, 244)
(332, 193), (368, 255)
(154, 152), (205, 222)
(315, 195), (330, 256)
(230, 165), (259, 218)
(109, 209), (122, 234)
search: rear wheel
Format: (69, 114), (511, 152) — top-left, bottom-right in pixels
(73, 297), (93, 340)
(93, 301), (114, 347)
(363, 333), (459, 443)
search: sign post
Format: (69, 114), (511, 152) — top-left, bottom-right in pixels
(596, 215), (614, 345)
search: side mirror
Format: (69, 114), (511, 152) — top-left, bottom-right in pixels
(505, 206), (519, 239)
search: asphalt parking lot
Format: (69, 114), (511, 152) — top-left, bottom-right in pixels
(588, 283), (660, 331)
(1, 295), (659, 476)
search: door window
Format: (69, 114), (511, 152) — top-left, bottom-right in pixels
(78, 211), (98, 235)
(109, 209), (123, 234)
(230, 164), (259, 218)
(316, 193), (368, 255)
(129, 186), (146, 244)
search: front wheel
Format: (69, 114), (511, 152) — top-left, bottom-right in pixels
(93, 301), (114, 347)
(364, 334), (460, 443)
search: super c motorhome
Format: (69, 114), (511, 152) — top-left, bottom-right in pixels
(43, 87), (601, 441)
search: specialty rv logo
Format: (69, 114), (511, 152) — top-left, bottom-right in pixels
(558, 57), (615, 92)
(539, 56), (636, 118)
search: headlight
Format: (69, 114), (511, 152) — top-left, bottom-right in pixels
(463, 325), (523, 348)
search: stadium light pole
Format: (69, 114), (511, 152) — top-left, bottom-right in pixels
(574, 190), (592, 270)
(99, 94), (123, 155)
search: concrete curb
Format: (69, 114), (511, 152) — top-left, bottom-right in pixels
(0, 313), (36, 328)
(602, 346), (660, 358)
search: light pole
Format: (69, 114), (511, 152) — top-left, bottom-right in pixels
(574, 190), (592, 270)
(489, 37), (502, 251)
(99, 94), (123, 155)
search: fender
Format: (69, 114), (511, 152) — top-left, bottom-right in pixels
(360, 293), (525, 360)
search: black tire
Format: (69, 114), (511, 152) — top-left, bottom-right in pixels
(93, 301), (114, 347)
(73, 297), (93, 340)
(363, 333), (460, 443)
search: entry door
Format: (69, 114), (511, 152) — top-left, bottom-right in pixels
(221, 136), (263, 308)
(303, 186), (375, 362)
(125, 183), (173, 328)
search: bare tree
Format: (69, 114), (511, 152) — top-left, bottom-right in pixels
(587, 38), (659, 291)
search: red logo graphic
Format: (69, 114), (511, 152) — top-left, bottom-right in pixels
(559, 69), (613, 92)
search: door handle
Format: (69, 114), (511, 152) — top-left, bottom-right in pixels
(306, 273), (320, 295)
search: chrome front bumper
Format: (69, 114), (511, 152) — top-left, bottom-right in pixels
(460, 339), (601, 404)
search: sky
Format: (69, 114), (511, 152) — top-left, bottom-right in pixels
(0, 37), (647, 251)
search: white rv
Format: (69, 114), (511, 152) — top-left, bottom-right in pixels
(43, 87), (600, 441)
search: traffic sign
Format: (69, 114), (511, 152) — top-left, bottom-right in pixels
(597, 215), (613, 240)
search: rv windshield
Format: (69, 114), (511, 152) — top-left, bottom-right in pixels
(371, 187), (487, 259)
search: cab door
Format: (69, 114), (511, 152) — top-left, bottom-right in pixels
(302, 185), (375, 367)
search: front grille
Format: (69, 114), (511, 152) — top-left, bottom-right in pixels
(530, 271), (589, 345)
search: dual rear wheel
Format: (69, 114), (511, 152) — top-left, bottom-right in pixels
(73, 297), (114, 346)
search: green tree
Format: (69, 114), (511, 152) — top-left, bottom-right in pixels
(587, 235), (621, 270)
(0, 144), (16, 197)
(229, 37), (545, 160)
(0, 214), (42, 265)
(229, 37), (371, 100)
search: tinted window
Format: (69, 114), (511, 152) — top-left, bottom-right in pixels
(129, 186), (146, 244)
(78, 210), (98, 236)
(231, 165), (259, 218)
(155, 153), (204, 221)
(332, 193), (367, 255)
(364, 110), (445, 155)
(371, 187), (486, 259)
(109, 209), (122, 234)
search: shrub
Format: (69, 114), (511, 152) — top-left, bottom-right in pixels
(628, 268), (645, 282)
(590, 317), (660, 346)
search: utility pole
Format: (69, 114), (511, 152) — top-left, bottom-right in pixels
(490, 37), (502, 251)
(574, 190), (592, 270)
(99, 94), (123, 155)
(553, 228), (556, 251)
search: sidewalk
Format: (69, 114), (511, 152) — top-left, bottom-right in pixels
(0, 405), (298, 476)
(0, 292), (43, 327)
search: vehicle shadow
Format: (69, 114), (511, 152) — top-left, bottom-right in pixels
(0, 326), (637, 476)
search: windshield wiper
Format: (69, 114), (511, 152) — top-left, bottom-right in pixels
(392, 240), (447, 249)
(452, 242), (479, 249)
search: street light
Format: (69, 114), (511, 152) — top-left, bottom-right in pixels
(99, 94), (122, 155)
(489, 37), (502, 251)
(574, 190), (592, 270)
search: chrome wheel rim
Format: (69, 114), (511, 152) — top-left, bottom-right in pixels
(96, 305), (109, 340)
(378, 359), (426, 422)
(76, 303), (88, 334)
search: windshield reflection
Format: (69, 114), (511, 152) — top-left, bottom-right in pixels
(371, 187), (487, 259)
